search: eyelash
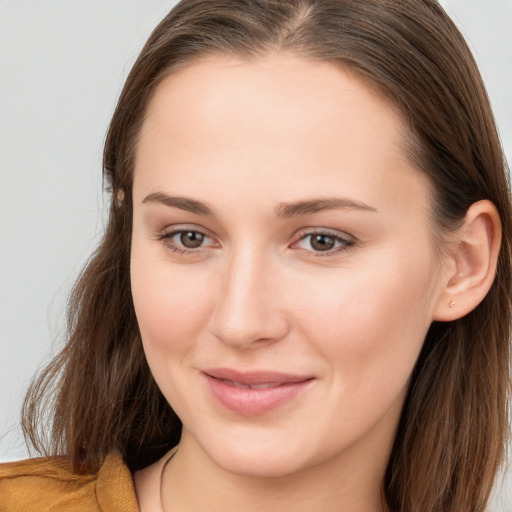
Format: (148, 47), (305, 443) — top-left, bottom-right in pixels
(157, 228), (355, 258)
(157, 229), (217, 256)
(292, 230), (355, 257)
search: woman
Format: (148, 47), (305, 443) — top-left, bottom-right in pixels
(1, 1), (510, 511)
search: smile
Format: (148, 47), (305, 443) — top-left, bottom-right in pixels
(218, 379), (284, 390)
(203, 368), (314, 416)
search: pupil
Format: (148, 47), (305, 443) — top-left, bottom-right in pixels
(311, 234), (335, 251)
(180, 231), (204, 248)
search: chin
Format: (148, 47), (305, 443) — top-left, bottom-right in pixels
(197, 431), (317, 479)
(217, 451), (307, 479)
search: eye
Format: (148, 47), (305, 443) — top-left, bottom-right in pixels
(293, 231), (354, 255)
(176, 231), (206, 249)
(159, 228), (217, 254)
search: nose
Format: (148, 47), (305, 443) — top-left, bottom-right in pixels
(207, 249), (290, 349)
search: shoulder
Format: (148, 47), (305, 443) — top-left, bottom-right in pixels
(0, 450), (139, 512)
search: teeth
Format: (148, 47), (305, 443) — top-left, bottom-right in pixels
(230, 380), (251, 389)
(221, 379), (281, 390)
(249, 383), (280, 389)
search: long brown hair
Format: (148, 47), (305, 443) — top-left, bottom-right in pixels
(22, 1), (512, 510)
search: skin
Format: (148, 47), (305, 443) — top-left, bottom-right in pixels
(130, 54), (500, 511)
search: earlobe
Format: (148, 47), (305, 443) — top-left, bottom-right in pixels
(433, 200), (502, 322)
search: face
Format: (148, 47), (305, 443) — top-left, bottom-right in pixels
(131, 54), (446, 479)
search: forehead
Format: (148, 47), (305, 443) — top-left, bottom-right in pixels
(134, 53), (429, 217)
(141, 53), (406, 146)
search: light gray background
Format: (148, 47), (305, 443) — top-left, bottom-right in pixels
(1, 0), (511, 509)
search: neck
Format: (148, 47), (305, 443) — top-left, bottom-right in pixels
(158, 432), (390, 512)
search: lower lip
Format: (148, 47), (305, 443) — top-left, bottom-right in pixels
(204, 375), (313, 416)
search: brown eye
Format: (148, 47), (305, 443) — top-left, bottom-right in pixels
(160, 229), (216, 255)
(309, 234), (336, 251)
(294, 231), (353, 255)
(179, 231), (205, 248)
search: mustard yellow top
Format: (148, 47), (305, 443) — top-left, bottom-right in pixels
(0, 451), (139, 512)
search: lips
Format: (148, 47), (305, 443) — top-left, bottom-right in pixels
(215, 379), (283, 390)
(203, 368), (314, 416)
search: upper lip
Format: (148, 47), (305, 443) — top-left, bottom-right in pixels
(203, 368), (314, 386)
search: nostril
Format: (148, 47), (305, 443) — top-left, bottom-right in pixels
(207, 307), (290, 349)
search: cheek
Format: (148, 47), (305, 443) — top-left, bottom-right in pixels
(130, 248), (215, 362)
(294, 248), (439, 389)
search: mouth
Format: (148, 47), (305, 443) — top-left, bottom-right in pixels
(202, 368), (314, 416)
(214, 379), (285, 390)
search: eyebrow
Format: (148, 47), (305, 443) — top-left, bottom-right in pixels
(275, 198), (377, 217)
(142, 192), (214, 215)
(142, 192), (377, 218)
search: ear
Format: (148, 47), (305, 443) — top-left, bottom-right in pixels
(433, 200), (502, 322)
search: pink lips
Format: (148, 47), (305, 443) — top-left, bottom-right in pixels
(203, 368), (314, 416)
